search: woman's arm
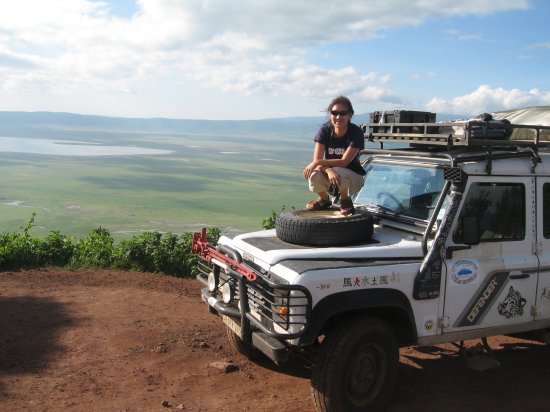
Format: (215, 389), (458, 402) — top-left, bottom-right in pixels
(303, 142), (325, 179)
(313, 146), (360, 169)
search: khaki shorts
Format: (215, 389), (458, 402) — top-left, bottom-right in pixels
(308, 167), (364, 196)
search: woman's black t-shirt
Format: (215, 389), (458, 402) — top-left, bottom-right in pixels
(314, 122), (366, 175)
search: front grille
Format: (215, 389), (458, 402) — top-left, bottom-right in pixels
(246, 279), (309, 333)
(196, 255), (310, 337)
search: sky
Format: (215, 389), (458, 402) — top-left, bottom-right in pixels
(0, 0), (549, 120)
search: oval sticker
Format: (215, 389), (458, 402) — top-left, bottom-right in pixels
(451, 260), (478, 285)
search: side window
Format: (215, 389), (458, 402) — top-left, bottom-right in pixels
(544, 183), (550, 238)
(456, 182), (525, 242)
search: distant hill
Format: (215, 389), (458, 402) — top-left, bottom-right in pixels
(0, 110), (463, 140)
(0, 111), (326, 139)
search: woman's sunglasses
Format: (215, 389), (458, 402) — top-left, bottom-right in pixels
(330, 110), (350, 117)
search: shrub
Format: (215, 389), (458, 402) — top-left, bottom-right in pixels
(262, 205), (294, 230)
(72, 227), (115, 269)
(0, 214), (223, 278)
(41, 230), (76, 267)
(0, 213), (44, 270)
(117, 231), (209, 276)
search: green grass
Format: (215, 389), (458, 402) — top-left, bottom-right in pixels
(0, 131), (313, 239)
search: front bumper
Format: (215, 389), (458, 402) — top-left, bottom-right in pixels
(192, 229), (312, 363)
(196, 259), (311, 364)
(200, 287), (293, 363)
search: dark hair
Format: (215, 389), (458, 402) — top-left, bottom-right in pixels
(326, 95), (354, 116)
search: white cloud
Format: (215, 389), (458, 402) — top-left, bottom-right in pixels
(526, 42), (550, 50)
(410, 72), (437, 80)
(444, 29), (486, 42)
(426, 85), (550, 115)
(0, 49), (38, 69)
(0, 0), (535, 117)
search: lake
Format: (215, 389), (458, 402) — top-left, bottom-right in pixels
(0, 136), (173, 156)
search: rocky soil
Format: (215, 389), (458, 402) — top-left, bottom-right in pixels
(1, 269), (549, 411)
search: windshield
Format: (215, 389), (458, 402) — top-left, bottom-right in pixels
(354, 160), (445, 221)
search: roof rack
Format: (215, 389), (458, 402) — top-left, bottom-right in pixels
(364, 120), (550, 150)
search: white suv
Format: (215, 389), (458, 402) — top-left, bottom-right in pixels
(192, 114), (550, 412)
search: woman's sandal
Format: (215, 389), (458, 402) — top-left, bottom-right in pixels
(305, 197), (332, 211)
(340, 197), (355, 216)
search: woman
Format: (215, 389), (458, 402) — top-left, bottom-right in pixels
(303, 95), (366, 216)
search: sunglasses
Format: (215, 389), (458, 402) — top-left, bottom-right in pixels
(330, 110), (350, 117)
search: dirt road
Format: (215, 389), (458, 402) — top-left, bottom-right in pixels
(1, 269), (549, 411)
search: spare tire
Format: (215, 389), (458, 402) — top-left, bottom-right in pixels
(275, 209), (374, 247)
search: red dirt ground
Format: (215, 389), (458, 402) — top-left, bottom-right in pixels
(1, 269), (549, 412)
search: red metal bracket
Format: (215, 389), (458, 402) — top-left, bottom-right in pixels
(192, 228), (257, 281)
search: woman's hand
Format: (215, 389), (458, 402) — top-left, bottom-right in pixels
(325, 167), (341, 187)
(303, 161), (318, 179)
(303, 163), (341, 187)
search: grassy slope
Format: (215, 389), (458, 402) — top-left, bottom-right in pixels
(3, 108), (499, 239)
(0, 124), (314, 239)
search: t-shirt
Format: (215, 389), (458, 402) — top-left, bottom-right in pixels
(314, 122), (366, 175)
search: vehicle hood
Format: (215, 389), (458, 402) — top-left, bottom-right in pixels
(218, 226), (424, 267)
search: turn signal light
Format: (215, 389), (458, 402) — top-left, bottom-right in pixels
(278, 306), (289, 316)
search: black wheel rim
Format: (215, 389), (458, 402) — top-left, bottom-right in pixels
(346, 343), (386, 406)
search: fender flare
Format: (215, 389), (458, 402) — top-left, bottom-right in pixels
(299, 288), (418, 345)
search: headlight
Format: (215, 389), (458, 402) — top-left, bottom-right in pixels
(207, 271), (218, 292)
(221, 282), (234, 304)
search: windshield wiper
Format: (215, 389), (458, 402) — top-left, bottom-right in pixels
(365, 203), (396, 215)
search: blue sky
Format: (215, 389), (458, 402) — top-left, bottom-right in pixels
(0, 0), (549, 120)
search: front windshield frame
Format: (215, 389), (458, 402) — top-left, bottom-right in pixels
(354, 158), (446, 223)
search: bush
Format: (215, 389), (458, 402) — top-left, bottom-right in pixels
(41, 230), (76, 267)
(72, 227), (116, 269)
(117, 231), (212, 276)
(0, 213), (44, 270)
(0, 214), (222, 278)
(262, 205), (294, 229)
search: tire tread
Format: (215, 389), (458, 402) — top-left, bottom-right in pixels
(311, 317), (399, 412)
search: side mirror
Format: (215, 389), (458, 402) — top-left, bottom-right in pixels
(461, 215), (480, 245)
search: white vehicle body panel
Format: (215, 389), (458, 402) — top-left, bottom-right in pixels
(442, 175), (538, 333)
(536, 176), (550, 321)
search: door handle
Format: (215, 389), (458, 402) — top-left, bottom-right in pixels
(509, 271), (530, 280)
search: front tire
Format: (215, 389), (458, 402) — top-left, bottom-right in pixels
(311, 317), (399, 412)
